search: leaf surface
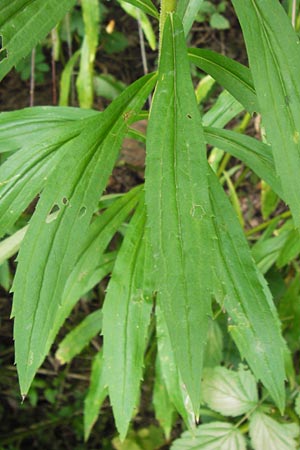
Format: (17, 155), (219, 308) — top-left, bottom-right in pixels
(0, 0), (76, 80)
(145, 13), (213, 416)
(232, 0), (300, 226)
(102, 199), (153, 439)
(177, 0), (204, 35)
(171, 422), (247, 450)
(12, 73), (156, 396)
(121, 0), (159, 18)
(189, 48), (258, 113)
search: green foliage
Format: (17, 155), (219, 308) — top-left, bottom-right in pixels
(1, 0), (300, 447)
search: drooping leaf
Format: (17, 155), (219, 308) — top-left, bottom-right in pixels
(102, 199), (153, 439)
(249, 411), (299, 450)
(55, 309), (103, 364)
(119, 2), (156, 50)
(59, 50), (81, 106)
(177, 0), (204, 35)
(145, 13), (214, 416)
(188, 48), (258, 113)
(0, 0), (76, 81)
(0, 107), (97, 237)
(153, 356), (175, 439)
(12, 73), (156, 396)
(155, 305), (195, 430)
(208, 168), (286, 411)
(84, 350), (108, 441)
(202, 366), (258, 417)
(120, 0), (159, 19)
(232, 0), (300, 227)
(203, 127), (283, 199)
(171, 422), (247, 450)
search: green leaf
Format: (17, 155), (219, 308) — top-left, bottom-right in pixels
(102, 199), (153, 439)
(203, 127), (284, 199)
(0, 0), (77, 81)
(171, 422), (247, 450)
(55, 309), (103, 364)
(202, 90), (243, 128)
(0, 225), (27, 265)
(203, 319), (223, 368)
(94, 74), (126, 101)
(249, 411), (299, 450)
(277, 228), (300, 267)
(76, 0), (100, 108)
(0, 260), (10, 290)
(261, 181), (280, 220)
(59, 50), (81, 106)
(210, 12), (230, 30)
(120, 0), (159, 19)
(155, 305), (195, 429)
(231, 0), (300, 227)
(0, 107), (97, 237)
(295, 393), (300, 418)
(12, 73), (156, 397)
(119, 2), (156, 50)
(177, 0), (204, 35)
(84, 350), (108, 441)
(153, 356), (175, 439)
(202, 366), (258, 417)
(188, 48), (258, 113)
(145, 13), (214, 416)
(208, 169), (286, 412)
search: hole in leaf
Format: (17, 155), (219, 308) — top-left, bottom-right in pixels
(46, 204), (60, 223)
(78, 206), (87, 218)
(62, 197), (69, 205)
(187, 114), (192, 119)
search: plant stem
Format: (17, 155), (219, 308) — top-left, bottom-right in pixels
(245, 210), (291, 236)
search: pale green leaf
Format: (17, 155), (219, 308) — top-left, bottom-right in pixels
(120, 0), (159, 19)
(203, 319), (223, 368)
(55, 309), (102, 364)
(153, 356), (175, 439)
(0, 0), (77, 81)
(188, 48), (258, 113)
(93, 74), (126, 101)
(0, 225), (27, 265)
(59, 50), (81, 106)
(84, 350), (108, 441)
(277, 228), (300, 267)
(177, 0), (204, 35)
(261, 181), (280, 220)
(76, 0), (100, 108)
(0, 260), (10, 291)
(145, 13), (214, 416)
(171, 422), (247, 450)
(202, 366), (258, 416)
(232, 0), (300, 226)
(249, 411), (299, 450)
(202, 90), (243, 128)
(102, 199), (153, 439)
(120, 2), (156, 50)
(210, 12), (230, 30)
(12, 73), (156, 396)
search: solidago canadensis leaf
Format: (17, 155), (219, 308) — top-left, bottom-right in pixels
(146, 12), (286, 416)
(84, 350), (108, 441)
(0, 0), (77, 81)
(188, 48), (258, 113)
(55, 309), (103, 364)
(145, 13), (214, 416)
(177, 0), (204, 35)
(249, 411), (299, 450)
(171, 422), (247, 450)
(202, 366), (258, 417)
(232, 0), (300, 226)
(102, 198), (153, 439)
(12, 73), (156, 396)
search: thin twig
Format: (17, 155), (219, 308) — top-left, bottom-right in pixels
(29, 47), (36, 107)
(137, 10), (152, 107)
(65, 12), (76, 105)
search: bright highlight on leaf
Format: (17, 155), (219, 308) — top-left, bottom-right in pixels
(202, 366), (258, 417)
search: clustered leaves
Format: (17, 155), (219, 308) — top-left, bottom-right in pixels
(1, 0), (300, 446)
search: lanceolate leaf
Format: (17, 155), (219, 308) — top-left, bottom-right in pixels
(12, 73), (156, 396)
(145, 13), (214, 416)
(204, 127), (284, 199)
(55, 309), (103, 364)
(232, 0), (300, 227)
(177, 0), (204, 35)
(188, 48), (258, 113)
(208, 169), (286, 411)
(0, 0), (77, 81)
(121, 0), (159, 19)
(102, 199), (153, 439)
(84, 350), (108, 441)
